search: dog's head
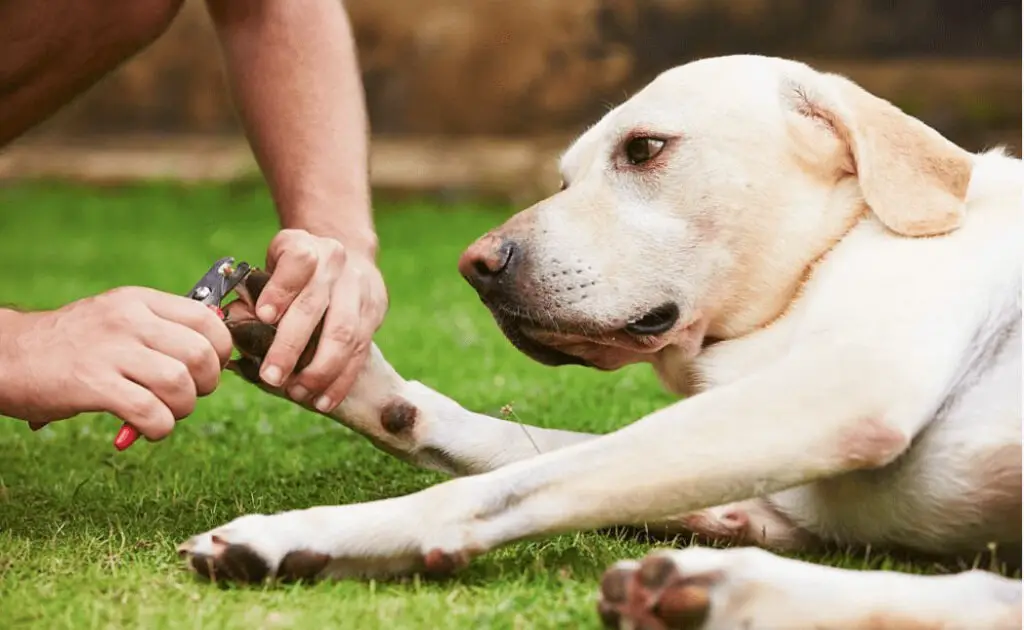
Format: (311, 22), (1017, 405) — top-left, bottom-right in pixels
(458, 55), (972, 371)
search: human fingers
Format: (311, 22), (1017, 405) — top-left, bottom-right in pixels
(316, 278), (386, 412)
(260, 279), (329, 388)
(102, 375), (178, 442)
(136, 318), (224, 396)
(119, 348), (199, 424)
(255, 230), (322, 326)
(283, 274), (364, 407)
(137, 290), (233, 365)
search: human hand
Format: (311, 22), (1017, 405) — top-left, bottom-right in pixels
(252, 228), (388, 413)
(0, 287), (233, 440)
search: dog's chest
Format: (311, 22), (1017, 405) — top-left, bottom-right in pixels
(669, 321), (798, 395)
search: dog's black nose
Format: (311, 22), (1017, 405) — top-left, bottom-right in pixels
(458, 234), (517, 297)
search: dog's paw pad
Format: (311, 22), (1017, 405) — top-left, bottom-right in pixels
(177, 532), (331, 584)
(178, 535), (273, 583)
(597, 553), (713, 630)
(276, 549), (331, 583)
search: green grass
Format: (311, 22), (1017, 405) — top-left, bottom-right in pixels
(0, 182), (1014, 629)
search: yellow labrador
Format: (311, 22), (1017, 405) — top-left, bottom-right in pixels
(179, 55), (1021, 628)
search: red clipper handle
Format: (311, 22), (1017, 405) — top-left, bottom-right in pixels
(114, 304), (224, 451)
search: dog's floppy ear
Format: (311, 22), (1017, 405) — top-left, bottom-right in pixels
(781, 71), (973, 237)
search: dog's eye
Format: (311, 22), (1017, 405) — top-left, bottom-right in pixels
(624, 137), (666, 165)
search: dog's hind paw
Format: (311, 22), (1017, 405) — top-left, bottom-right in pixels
(596, 546), (1022, 630)
(596, 546), (855, 629)
(597, 550), (717, 630)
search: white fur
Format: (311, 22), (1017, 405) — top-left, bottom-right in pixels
(181, 56), (1022, 627)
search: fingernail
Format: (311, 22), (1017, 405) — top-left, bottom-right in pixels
(288, 384), (309, 402)
(314, 396), (334, 413)
(257, 304), (277, 323)
(262, 365), (283, 386)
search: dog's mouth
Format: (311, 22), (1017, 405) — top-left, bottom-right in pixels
(491, 314), (591, 367)
(623, 303), (681, 336)
(487, 301), (700, 370)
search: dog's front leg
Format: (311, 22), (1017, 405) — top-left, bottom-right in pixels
(178, 340), (922, 582)
(232, 343), (597, 476)
(225, 273), (597, 477)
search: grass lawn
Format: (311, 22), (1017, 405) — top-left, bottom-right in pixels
(0, 182), (1015, 629)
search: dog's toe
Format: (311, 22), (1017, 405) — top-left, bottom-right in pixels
(176, 538), (195, 557)
(597, 562), (636, 628)
(597, 552), (713, 630)
(180, 533), (273, 583)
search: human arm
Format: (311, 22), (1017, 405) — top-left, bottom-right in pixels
(205, 0), (386, 413)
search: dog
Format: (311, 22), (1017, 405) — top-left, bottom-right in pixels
(178, 54), (1022, 629)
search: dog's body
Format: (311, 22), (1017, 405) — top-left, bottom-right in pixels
(179, 55), (1022, 628)
(679, 168), (1022, 557)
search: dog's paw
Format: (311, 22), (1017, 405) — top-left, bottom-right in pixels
(597, 546), (835, 629)
(596, 546), (1022, 630)
(177, 513), (331, 584)
(597, 549), (723, 630)
(177, 502), (476, 584)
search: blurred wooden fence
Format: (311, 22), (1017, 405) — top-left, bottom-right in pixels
(2, 0), (1019, 198)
